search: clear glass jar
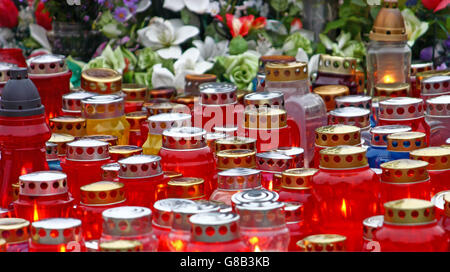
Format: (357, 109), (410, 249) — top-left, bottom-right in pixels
(425, 95), (450, 146)
(264, 62), (327, 167)
(367, 41), (411, 96)
(81, 95), (130, 145)
(210, 168), (261, 206)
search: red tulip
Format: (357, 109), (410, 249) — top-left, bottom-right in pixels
(422, 0), (449, 12)
(35, 1), (52, 31)
(0, 0), (18, 28)
(290, 18), (303, 32)
(217, 14), (267, 38)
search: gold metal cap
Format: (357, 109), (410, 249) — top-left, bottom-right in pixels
(164, 171), (183, 179)
(384, 198), (435, 225)
(0, 218), (30, 244)
(48, 133), (75, 156)
(315, 125), (361, 147)
(125, 111), (147, 131)
(81, 68), (122, 94)
(146, 86), (177, 101)
(380, 159), (429, 183)
(369, 0), (407, 42)
(410, 147), (450, 171)
(215, 137), (256, 152)
(167, 177), (205, 199)
(319, 146), (368, 169)
(297, 234), (347, 252)
(217, 149), (256, 170)
(185, 74), (217, 95)
(386, 131), (427, 152)
(313, 85), (350, 111)
(374, 83), (410, 97)
(99, 240), (143, 252)
(317, 54), (357, 75)
(265, 62), (308, 81)
(281, 168), (318, 189)
(109, 145), (142, 161)
(259, 55), (296, 68)
(244, 107), (287, 129)
(80, 181), (126, 205)
(121, 83), (147, 102)
(49, 116), (87, 137)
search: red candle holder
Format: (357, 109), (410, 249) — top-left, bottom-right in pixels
(378, 97), (430, 143)
(335, 95), (372, 111)
(13, 171), (74, 222)
(235, 201), (290, 252)
(0, 68), (51, 208)
(61, 91), (95, 117)
(0, 208), (11, 218)
(146, 86), (177, 102)
(205, 132), (226, 154)
(415, 70), (450, 99)
(0, 218), (30, 252)
(28, 54), (72, 123)
(362, 215), (383, 252)
(410, 147), (450, 196)
(125, 111), (148, 146)
(256, 152), (292, 191)
(185, 74), (217, 96)
(312, 145), (380, 251)
(100, 206), (158, 252)
(159, 127), (216, 196)
(313, 54), (359, 95)
(167, 177), (206, 201)
(283, 202), (309, 251)
(80, 68), (122, 95)
(296, 234), (347, 252)
(313, 125), (361, 168)
(425, 95), (450, 146)
(76, 181), (127, 241)
(313, 85), (350, 112)
(152, 198), (196, 252)
(420, 76), (450, 101)
(215, 137), (256, 153)
(29, 218), (85, 252)
(374, 83), (410, 98)
(49, 116), (87, 137)
(122, 84), (147, 113)
(117, 155), (165, 209)
(243, 107), (293, 152)
(380, 159), (431, 204)
(278, 168), (320, 234)
(187, 212), (249, 252)
(48, 133), (74, 158)
(193, 82), (238, 132)
(210, 168), (261, 206)
(0, 48), (27, 67)
(438, 193), (450, 239)
(109, 145), (142, 162)
(275, 147), (305, 169)
(99, 240), (143, 252)
(217, 149), (256, 172)
(165, 201), (220, 252)
(101, 163), (120, 182)
(411, 62), (433, 98)
(375, 198), (448, 252)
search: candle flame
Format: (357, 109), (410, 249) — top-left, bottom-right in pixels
(33, 201), (39, 222)
(170, 240), (185, 252)
(20, 167), (28, 176)
(254, 245), (261, 252)
(382, 75), (395, 84)
(341, 199), (347, 218)
(268, 181), (273, 191)
(60, 245), (66, 252)
(249, 237), (261, 252)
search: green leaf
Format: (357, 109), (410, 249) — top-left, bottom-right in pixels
(351, 0), (366, 7)
(323, 18), (347, 33)
(370, 6), (381, 20)
(316, 43), (327, 54)
(270, 0), (289, 12)
(180, 8), (191, 25)
(229, 36), (248, 55)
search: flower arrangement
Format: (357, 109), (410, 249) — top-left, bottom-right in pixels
(0, 0), (448, 90)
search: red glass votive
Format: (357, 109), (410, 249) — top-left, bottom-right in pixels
(362, 215), (383, 252)
(0, 48), (27, 67)
(0, 218), (30, 252)
(256, 151), (292, 191)
(283, 202), (309, 252)
(166, 177), (207, 201)
(125, 111), (148, 147)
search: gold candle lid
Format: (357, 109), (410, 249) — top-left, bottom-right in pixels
(164, 171), (183, 179)
(386, 131), (427, 152)
(0, 218), (30, 244)
(259, 55), (296, 68)
(384, 198), (435, 225)
(411, 62), (433, 76)
(146, 86), (177, 101)
(319, 145), (368, 169)
(167, 177), (205, 199)
(49, 116), (87, 137)
(215, 137), (256, 152)
(109, 145), (142, 161)
(410, 147), (450, 171)
(80, 181), (126, 205)
(416, 69), (450, 82)
(125, 111), (148, 130)
(317, 54), (357, 75)
(315, 125), (361, 147)
(80, 135), (118, 146)
(121, 83), (147, 101)
(185, 74), (217, 95)
(281, 168), (318, 189)
(99, 240), (143, 252)
(265, 62), (308, 81)
(369, 0), (407, 42)
(48, 133), (75, 156)
(81, 68), (122, 94)
(374, 83), (410, 97)
(380, 159), (429, 183)
(297, 234), (346, 252)
(313, 85), (350, 111)
(244, 107), (287, 129)
(217, 149), (256, 170)
(145, 102), (188, 116)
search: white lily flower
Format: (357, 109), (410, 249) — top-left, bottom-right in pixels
(402, 9), (429, 47)
(193, 36), (229, 62)
(163, 0), (210, 14)
(29, 24), (51, 50)
(152, 48), (214, 90)
(137, 18), (199, 59)
(207, 1), (221, 16)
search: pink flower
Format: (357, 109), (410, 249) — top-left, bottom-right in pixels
(421, 0), (449, 12)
